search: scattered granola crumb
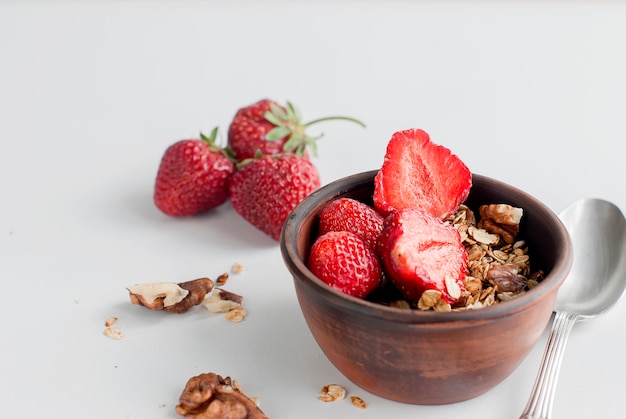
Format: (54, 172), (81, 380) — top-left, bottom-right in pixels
(350, 395), (367, 409)
(225, 307), (247, 323)
(231, 262), (245, 274)
(105, 316), (118, 327)
(319, 384), (346, 402)
(103, 326), (124, 340)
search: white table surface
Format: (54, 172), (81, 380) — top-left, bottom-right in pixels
(1, 1), (625, 418)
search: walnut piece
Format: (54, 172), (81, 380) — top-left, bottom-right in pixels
(216, 273), (229, 286)
(105, 316), (118, 327)
(225, 307), (247, 323)
(175, 372), (268, 419)
(103, 326), (123, 340)
(127, 282), (188, 309)
(168, 278), (215, 313)
(319, 384), (346, 402)
(203, 289), (244, 313)
(350, 396), (367, 409)
(479, 204), (523, 244)
(127, 278), (214, 314)
(486, 264), (527, 293)
(231, 262), (245, 274)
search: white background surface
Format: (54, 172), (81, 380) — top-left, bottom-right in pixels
(1, 1), (625, 418)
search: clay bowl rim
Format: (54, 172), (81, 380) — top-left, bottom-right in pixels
(281, 170), (573, 324)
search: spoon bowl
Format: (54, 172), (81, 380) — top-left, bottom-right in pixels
(556, 199), (626, 317)
(519, 198), (626, 419)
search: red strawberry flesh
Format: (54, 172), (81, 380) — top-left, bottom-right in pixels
(318, 197), (384, 250)
(229, 155), (320, 241)
(377, 208), (468, 303)
(373, 129), (472, 219)
(227, 99), (288, 160)
(154, 140), (234, 217)
(308, 231), (382, 299)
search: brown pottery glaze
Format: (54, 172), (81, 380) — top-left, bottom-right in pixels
(281, 170), (573, 405)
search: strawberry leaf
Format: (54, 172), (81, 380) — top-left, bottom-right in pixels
(265, 126), (291, 141)
(269, 102), (289, 121)
(199, 127), (221, 151)
(264, 111), (284, 127)
(283, 134), (299, 152)
(285, 101), (301, 123)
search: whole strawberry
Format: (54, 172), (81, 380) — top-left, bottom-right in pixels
(308, 231), (382, 299)
(154, 128), (235, 216)
(318, 197), (385, 251)
(227, 98), (365, 161)
(229, 154), (321, 240)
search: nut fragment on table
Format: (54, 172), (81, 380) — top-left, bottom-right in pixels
(319, 384), (346, 402)
(216, 272), (229, 286)
(225, 307), (247, 323)
(126, 278), (214, 313)
(175, 372), (268, 419)
(350, 395), (367, 409)
(103, 326), (124, 340)
(231, 262), (245, 274)
(203, 289), (244, 313)
(105, 316), (118, 327)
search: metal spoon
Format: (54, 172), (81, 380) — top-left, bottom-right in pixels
(519, 198), (626, 419)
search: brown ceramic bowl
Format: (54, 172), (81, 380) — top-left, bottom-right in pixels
(280, 170), (573, 405)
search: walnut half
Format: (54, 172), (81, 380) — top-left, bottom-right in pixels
(175, 372), (268, 419)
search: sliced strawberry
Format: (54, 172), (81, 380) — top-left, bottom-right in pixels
(377, 208), (468, 303)
(373, 129), (472, 219)
(308, 231), (382, 299)
(318, 197), (385, 251)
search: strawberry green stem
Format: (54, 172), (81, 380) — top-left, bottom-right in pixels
(304, 116), (366, 128)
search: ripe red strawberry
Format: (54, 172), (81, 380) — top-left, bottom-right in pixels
(229, 154), (321, 241)
(318, 197), (385, 250)
(154, 128), (235, 217)
(373, 129), (472, 219)
(308, 231), (382, 299)
(377, 208), (468, 303)
(227, 98), (365, 161)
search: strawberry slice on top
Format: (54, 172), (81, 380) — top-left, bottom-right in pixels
(373, 129), (472, 219)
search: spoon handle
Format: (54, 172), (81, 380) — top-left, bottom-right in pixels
(519, 311), (579, 419)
